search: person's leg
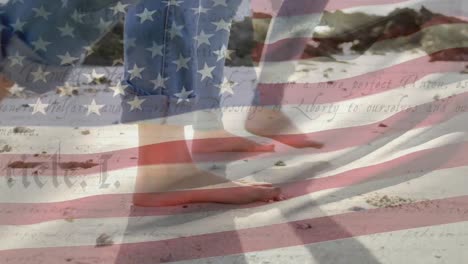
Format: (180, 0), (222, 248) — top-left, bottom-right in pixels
(120, 0), (272, 153)
(122, 1), (280, 206)
(245, 0), (327, 148)
(189, 0), (275, 153)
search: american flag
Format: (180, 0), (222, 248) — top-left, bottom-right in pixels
(1, 0), (468, 263)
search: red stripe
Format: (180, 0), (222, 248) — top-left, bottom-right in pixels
(1, 139), (467, 225)
(1, 195), (468, 263)
(0, 138), (265, 176)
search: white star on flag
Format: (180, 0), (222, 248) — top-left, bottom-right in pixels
(11, 19), (26, 32)
(168, 22), (184, 39)
(212, 19), (231, 31)
(174, 87), (194, 104)
(137, 8), (157, 23)
(57, 52), (79, 65)
(128, 64), (145, 80)
(31, 67), (50, 83)
(71, 10), (85, 23)
(57, 82), (77, 97)
(83, 69), (105, 83)
(151, 74), (169, 90)
(127, 96), (146, 111)
(9, 52), (25, 67)
(31, 37), (51, 52)
(198, 63), (215, 81)
(214, 45), (234, 61)
(32, 6), (51, 20)
(110, 2), (129, 15)
(195, 30), (213, 47)
(58, 23), (75, 37)
(8, 83), (24, 96)
(29, 98), (49, 115)
(109, 82), (127, 97)
(84, 99), (105, 116)
(146, 42), (163, 58)
(97, 18), (112, 33)
(217, 77), (237, 95)
(83, 45), (95, 55)
(173, 54), (191, 71)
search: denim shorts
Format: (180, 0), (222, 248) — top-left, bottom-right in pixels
(0, 0), (241, 129)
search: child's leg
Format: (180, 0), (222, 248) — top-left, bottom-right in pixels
(122, 1), (280, 206)
(245, 0), (326, 149)
(191, 0), (275, 152)
(121, 0), (273, 152)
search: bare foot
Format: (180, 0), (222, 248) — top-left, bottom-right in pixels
(0, 74), (14, 101)
(133, 183), (281, 207)
(191, 129), (275, 153)
(245, 108), (324, 149)
(134, 123), (281, 207)
(133, 165), (281, 207)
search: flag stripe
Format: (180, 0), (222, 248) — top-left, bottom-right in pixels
(1, 194), (468, 263)
(2, 1), (467, 261)
(2, 78), (466, 179)
(1, 135), (468, 225)
(1, 164), (467, 250)
(2, 101), (467, 205)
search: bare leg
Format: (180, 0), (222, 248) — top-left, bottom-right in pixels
(245, 0), (326, 149)
(133, 123), (281, 207)
(245, 108), (324, 149)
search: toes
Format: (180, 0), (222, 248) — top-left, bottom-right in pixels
(237, 180), (273, 187)
(252, 144), (276, 152)
(260, 187), (282, 202)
